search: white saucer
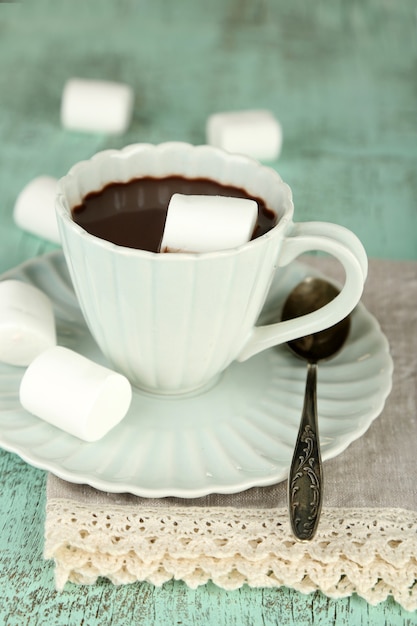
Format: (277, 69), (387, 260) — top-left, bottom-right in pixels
(0, 252), (393, 497)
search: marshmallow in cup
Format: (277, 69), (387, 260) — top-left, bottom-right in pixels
(160, 194), (258, 253)
(55, 142), (367, 396)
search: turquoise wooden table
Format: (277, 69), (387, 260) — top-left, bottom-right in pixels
(0, 1), (416, 624)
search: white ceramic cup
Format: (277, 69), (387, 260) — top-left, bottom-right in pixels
(56, 142), (367, 395)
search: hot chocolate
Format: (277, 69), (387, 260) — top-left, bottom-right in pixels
(71, 176), (277, 252)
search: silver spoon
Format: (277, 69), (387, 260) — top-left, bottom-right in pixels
(281, 277), (351, 541)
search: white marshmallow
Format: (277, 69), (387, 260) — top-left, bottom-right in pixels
(61, 78), (134, 134)
(206, 110), (283, 161)
(160, 193), (258, 253)
(0, 280), (56, 366)
(20, 346), (132, 442)
(13, 176), (60, 244)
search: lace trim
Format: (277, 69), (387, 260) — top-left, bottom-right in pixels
(44, 500), (417, 611)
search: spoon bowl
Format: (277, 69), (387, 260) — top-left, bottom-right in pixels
(282, 277), (351, 541)
(282, 277), (351, 363)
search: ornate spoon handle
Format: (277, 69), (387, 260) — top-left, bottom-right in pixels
(288, 362), (323, 541)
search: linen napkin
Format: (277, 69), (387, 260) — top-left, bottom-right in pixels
(44, 257), (417, 611)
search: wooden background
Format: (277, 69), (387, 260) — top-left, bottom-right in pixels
(0, 1), (416, 624)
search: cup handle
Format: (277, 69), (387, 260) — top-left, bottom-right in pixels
(237, 221), (368, 362)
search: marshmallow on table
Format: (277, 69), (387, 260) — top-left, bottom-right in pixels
(0, 280), (56, 366)
(61, 78), (134, 135)
(13, 176), (60, 244)
(20, 346), (132, 442)
(160, 194), (258, 253)
(206, 109), (283, 161)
